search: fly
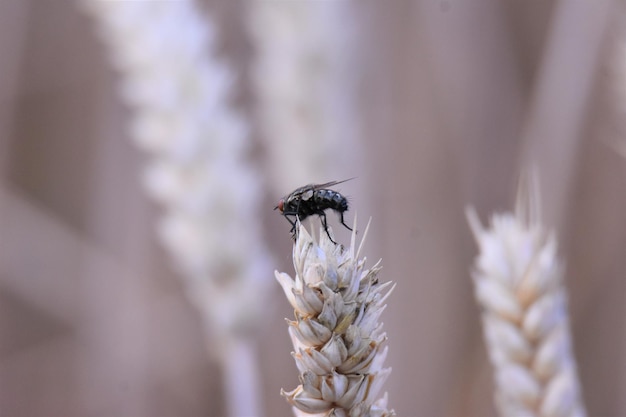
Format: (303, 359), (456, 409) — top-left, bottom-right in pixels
(274, 179), (353, 244)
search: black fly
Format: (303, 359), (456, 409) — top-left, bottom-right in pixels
(274, 179), (353, 244)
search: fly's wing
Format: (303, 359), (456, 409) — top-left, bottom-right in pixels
(288, 184), (316, 198)
(311, 177), (355, 190)
(284, 178), (355, 203)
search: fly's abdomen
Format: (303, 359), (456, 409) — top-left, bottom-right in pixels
(314, 189), (348, 212)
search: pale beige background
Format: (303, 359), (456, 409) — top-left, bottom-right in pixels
(1, 1), (625, 416)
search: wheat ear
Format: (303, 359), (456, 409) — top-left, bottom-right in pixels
(275, 220), (395, 417)
(466, 179), (585, 417)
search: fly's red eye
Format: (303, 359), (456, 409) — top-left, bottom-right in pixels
(278, 200), (284, 212)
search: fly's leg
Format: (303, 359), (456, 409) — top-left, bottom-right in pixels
(283, 213), (299, 240)
(339, 212), (353, 232)
(319, 212), (337, 244)
(289, 200), (304, 240)
(283, 213), (296, 229)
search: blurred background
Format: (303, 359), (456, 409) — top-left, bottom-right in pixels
(1, 0), (625, 416)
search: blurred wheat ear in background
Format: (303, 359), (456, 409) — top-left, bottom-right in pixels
(466, 177), (585, 417)
(80, 1), (274, 416)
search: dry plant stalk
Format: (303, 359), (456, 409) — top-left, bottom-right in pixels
(467, 180), (586, 417)
(275, 221), (395, 417)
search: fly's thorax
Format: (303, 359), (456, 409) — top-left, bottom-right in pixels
(301, 189), (314, 201)
(283, 193), (312, 215)
(283, 197), (298, 213)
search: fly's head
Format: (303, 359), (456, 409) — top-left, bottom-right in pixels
(274, 198), (285, 213)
